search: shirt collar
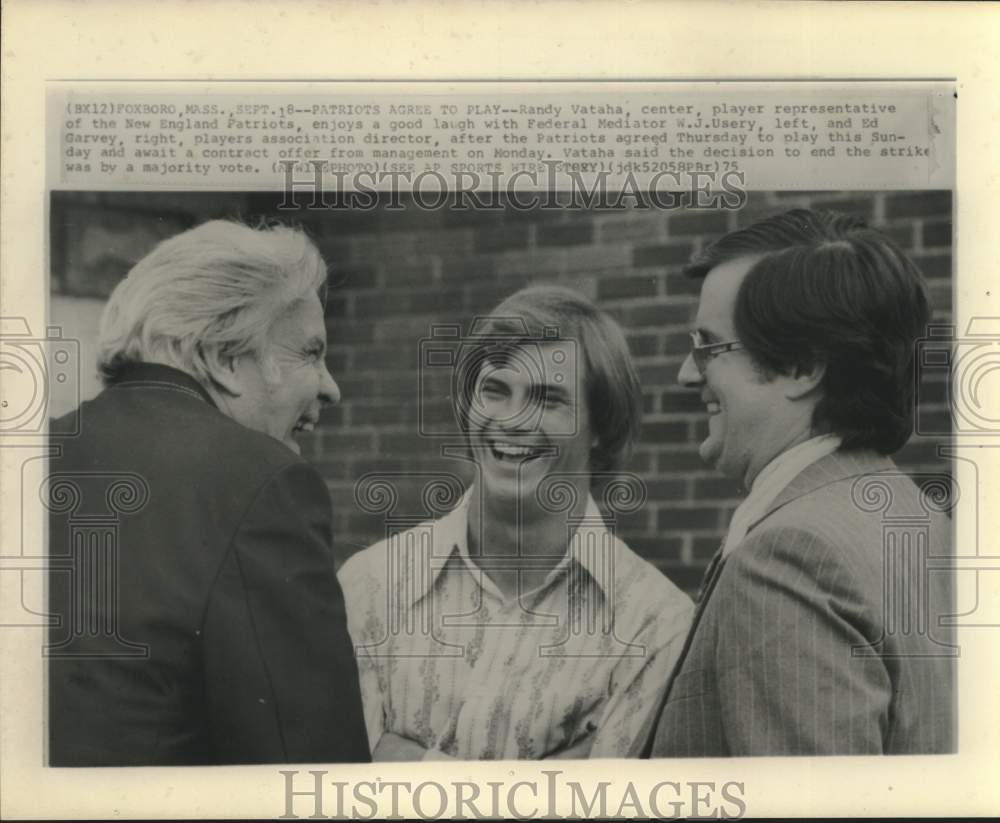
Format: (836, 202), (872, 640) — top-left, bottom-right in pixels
(723, 433), (842, 557)
(414, 486), (614, 604)
(107, 362), (216, 407)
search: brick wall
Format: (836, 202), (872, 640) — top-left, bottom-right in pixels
(50, 189), (953, 593)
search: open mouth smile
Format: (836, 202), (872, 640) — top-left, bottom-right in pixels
(292, 415), (318, 434)
(487, 438), (549, 462)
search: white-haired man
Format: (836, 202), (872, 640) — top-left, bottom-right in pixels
(48, 219), (370, 765)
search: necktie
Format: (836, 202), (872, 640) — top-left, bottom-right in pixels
(636, 540), (727, 758)
(695, 541), (726, 604)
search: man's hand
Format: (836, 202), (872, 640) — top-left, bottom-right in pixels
(373, 732), (429, 762)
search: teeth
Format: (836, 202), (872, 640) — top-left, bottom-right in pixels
(489, 440), (541, 458)
(295, 421), (315, 432)
(494, 444), (534, 456)
(706, 402), (721, 413)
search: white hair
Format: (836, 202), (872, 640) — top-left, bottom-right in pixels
(97, 219), (328, 386)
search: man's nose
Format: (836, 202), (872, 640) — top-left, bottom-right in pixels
(677, 352), (703, 388)
(319, 364), (341, 405)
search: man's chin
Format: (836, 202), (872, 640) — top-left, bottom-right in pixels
(481, 465), (543, 503)
(284, 437), (302, 455)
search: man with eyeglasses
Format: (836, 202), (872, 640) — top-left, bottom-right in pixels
(640, 208), (955, 756)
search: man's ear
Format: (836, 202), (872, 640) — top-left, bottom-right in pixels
(200, 345), (243, 397)
(784, 360), (826, 401)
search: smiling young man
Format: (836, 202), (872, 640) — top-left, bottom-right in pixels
(48, 220), (369, 765)
(340, 285), (693, 761)
(644, 209), (955, 757)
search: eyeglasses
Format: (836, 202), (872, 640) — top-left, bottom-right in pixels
(688, 330), (744, 374)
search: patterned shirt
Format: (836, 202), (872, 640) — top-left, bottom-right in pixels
(339, 488), (693, 760)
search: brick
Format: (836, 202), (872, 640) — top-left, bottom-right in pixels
(493, 248), (565, 278)
(665, 272), (702, 296)
(411, 229), (475, 259)
(615, 302), (692, 328)
(694, 476), (743, 500)
(348, 457), (407, 477)
(657, 506), (722, 531)
(354, 291), (410, 318)
(503, 195), (575, 222)
(928, 282), (953, 314)
(625, 536), (685, 564)
(326, 350), (350, 373)
(912, 408), (953, 436)
(643, 420), (688, 445)
(337, 372), (416, 400)
(409, 290), (449, 316)
(922, 220), (953, 249)
(352, 345), (408, 371)
(692, 418), (709, 442)
(598, 274), (660, 301)
(916, 376), (948, 405)
(563, 244), (631, 272)
(913, 254), (953, 280)
(624, 451), (653, 473)
(437, 202), (509, 228)
(475, 224), (531, 253)
(628, 333), (659, 358)
(441, 256), (499, 281)
(317, 405), (345, 427)
(637, 363), (678, 386)
(321, 429), (375, 452)
(612, 508), (652, 534)
(693, 535), (726, 561)
(379, 432), (439, 457)
(660, 390), (703, 414)
(347, 402), (408, 426)
(632, 242), (694, 267)
(386, 262), (438, 287)
(328, 320), (375, 344)
(332, 263), (380, 290)
(316, 239), (353, 265)
(325, 295), (348, 318)
(667, 210), (729, 237)
(537, 222), (595, 247)
(663, 331), (694, 356)
(880, 222), (915, 249)
(375, 316), (447, 344)
(656, 449), (711, 472)
(643, 478), (688, 501)
(894, 439), (950, 467)
(597, 213), (665, 244)
(884, 191), (952, 220)
(808, 197), (874, 221)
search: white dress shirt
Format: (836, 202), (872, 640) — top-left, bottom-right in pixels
(723, 434), (843, 557)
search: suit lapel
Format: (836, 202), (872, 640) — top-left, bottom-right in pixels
(744, 449), (897, 536)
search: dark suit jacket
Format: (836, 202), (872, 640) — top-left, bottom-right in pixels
(48, 363), (370, 766)
(650, 450), (955, 756)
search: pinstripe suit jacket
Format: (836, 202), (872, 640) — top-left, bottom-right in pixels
(650, 450), (956, 756)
